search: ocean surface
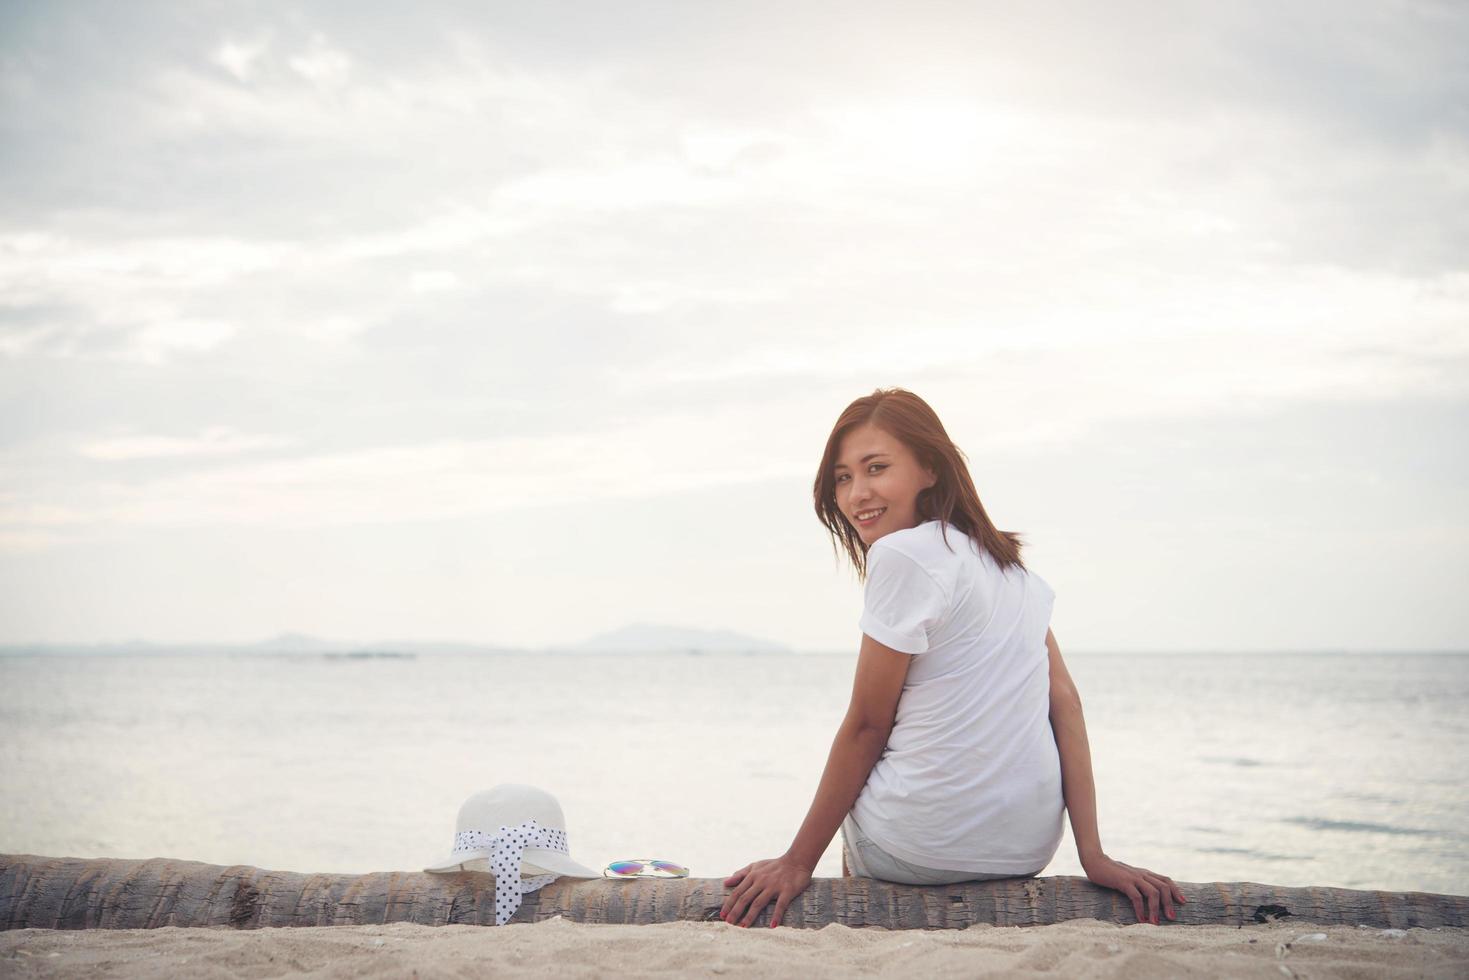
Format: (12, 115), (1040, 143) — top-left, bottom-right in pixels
(1, 650), (1465, 896)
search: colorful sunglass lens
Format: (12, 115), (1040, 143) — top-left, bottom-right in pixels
(607, 861), (643, 876)
(651, 861), (688, 875)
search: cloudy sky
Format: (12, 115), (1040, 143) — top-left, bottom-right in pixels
(1, 1), (1464, 652)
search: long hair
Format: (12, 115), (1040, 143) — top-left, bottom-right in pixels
(813, 387), (1026, 582)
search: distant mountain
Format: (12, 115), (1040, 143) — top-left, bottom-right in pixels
(252, 632), (341, 652)
(230, 634), (525, 655)
(0, 625), (790, 656)
(566, 622), (791, 654)
(0, 634), (519, 657)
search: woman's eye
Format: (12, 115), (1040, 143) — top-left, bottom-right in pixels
(870, 464), (885, 473)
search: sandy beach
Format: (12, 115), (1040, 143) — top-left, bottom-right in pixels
(2, 918), (1466, 979)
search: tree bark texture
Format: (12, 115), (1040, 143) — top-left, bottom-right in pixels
(2, 854), (1464, 931)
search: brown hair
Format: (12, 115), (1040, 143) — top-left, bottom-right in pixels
(812, 387), (1027, 582)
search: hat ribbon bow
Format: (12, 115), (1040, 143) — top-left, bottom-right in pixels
(450, 818), (566, 925)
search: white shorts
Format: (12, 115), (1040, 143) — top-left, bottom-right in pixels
(840, 811), (1045, 885)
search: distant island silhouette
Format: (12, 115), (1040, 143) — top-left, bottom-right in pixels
(563, 621), (790, 654)
(0, 623), (793, 656)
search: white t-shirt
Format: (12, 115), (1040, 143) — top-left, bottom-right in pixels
(850, 518), (1064, 874)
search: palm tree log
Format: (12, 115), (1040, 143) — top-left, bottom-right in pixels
(2, 854), (1464, 931)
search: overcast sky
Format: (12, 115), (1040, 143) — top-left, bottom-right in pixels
(0, 1), (1464, 652)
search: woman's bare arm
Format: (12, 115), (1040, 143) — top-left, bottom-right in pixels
(1046, 627), (1104, 863)
(1046, 627), (1185, 925)
(721, 632), (911, 927)
(783, 720), (890, 872)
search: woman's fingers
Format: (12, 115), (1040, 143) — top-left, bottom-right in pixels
(1144, 869), (1180, 920)
(1143, 879), (1163, 923)
(739, 886), (776, 927)
(1123, 881), (1146, 924)
(720, 875), (750, 920)
(1088, 857), (1185, 925)
(720, 858), (813, 928)
(721, 883), (746, 923)
(724, 882), (753, 925)
(1164, 873), (1187, 905)
(1138, 871), (1174, 920)
(1124, 874), (1159, 924)
(770, 892), (792, 928)
(720, 864), (751, 919)
(1156, 876), (1178, 919)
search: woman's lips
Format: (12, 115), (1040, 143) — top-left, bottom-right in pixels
(855, 507), (886, 526)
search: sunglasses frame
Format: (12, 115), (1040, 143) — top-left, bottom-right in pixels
(601, 858), (690, 880)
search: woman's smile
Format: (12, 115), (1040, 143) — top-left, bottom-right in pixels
(830, 421), (938, 542)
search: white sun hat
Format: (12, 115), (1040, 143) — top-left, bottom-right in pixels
(423, 784), (601, 925)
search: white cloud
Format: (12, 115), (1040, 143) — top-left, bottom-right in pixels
(0, 500), (91, 527)
(607, 280), (783, 315)
(612, 267), (1469, 406)
(0, 322), (55, 358)
(299, 314), (366, 344)
(130, 318), (239, 362)
(78, 427), (299, 461)
(493, 160), (738, 211)
(0, 232), (287, 362)
(330, 208), (523, 261)
(214, 38), (269, 83)
(679, 126), (788, 172)
(810, 97), (1046, 182)
(287, 35), (351, 89)
(0, 406), (816, 542)
(1, 3), (1465, 648)
(0, 498), (92, 554)
(144, 34), (619, 152)
(0, 232), (293, 292)
(408, 270), (461, 293)
(0, 529), (69, 554)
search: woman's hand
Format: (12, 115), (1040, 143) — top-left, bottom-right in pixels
(720, 856), (813, 928)
(1081, 852), (1187, 924)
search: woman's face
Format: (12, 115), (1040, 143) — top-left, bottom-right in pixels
(833, 422), (937, 545)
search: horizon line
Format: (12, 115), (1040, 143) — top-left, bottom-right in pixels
(1, 640), (1465, 657)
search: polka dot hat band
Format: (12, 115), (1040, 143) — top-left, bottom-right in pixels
(450, 819), (563, 926)
(423, 784), (602, 925)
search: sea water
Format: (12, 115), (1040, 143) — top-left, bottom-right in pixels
(1, 650), (1465, 895)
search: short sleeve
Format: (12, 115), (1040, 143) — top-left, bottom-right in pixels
(858, 545), (950, 654)
(1028, 571), (1057, 634)
(1033, 573), (1056, 620)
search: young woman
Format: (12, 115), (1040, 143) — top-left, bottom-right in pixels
(719, 387), (1185, 928)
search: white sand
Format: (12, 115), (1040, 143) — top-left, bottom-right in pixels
(2, 918), (1466, 978)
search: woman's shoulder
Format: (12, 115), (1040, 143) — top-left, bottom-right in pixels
(872, 521), (979, 573)
(877, 519), (974, 551)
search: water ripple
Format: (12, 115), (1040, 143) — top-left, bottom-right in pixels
(1281, 816), (1438, 836)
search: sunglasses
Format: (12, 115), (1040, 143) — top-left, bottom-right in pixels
(602, 859), (689, 879)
